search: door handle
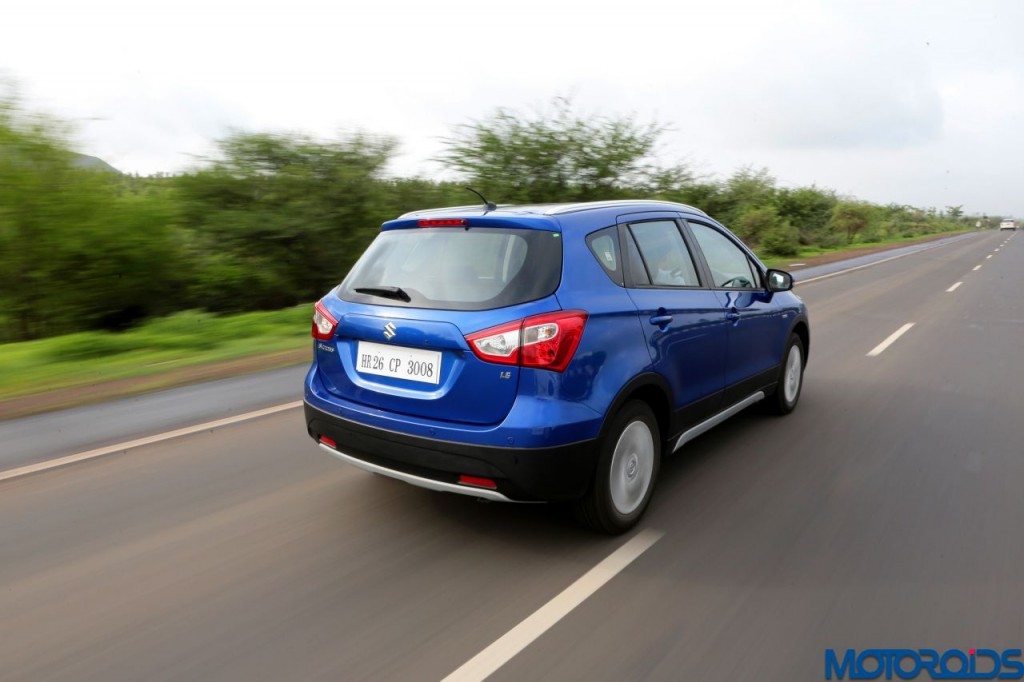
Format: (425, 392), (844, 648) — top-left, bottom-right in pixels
(726, 307), (740, 322)
(649, 314), (673, 327)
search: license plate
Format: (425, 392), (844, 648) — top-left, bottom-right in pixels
(356, 341), (442, 385)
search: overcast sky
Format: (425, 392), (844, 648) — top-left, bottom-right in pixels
(2, 0), (1022, 215)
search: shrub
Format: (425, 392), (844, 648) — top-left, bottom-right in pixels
(735, 205), (784, 245)
(761, 222), (801, 256)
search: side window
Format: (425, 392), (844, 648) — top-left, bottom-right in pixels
(624, 231), (651, 286)
(688, 222), (761, 289)
(628, 220), (701, 287)
(586, 227), (623, 285)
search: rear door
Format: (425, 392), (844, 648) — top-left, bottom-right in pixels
(316, 225), (563, 426)
(619, 213), (728, 426)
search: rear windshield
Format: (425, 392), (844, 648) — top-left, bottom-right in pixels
(338, 227), (562, 311)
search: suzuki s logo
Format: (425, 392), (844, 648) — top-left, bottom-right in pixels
(383, 322), (397, 340)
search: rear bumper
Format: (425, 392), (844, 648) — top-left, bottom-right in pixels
(305, 402), (598, 501)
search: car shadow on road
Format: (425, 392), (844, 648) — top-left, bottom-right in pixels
(337, 471), (616, 552)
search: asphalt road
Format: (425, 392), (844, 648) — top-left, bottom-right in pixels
(1, 229), (1021, 681)
(0, 364), (309, 469)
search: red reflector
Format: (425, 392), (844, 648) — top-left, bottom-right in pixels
(418, 218), (467, 227)
(458, 474), (497, 490)
(319, 435), (337, 448)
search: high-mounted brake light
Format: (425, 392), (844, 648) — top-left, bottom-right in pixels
(418, 218), (467, 227)
(312, 300), (339, 341)
(465, 310), (588, 373)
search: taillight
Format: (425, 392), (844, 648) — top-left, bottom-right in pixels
(466, 320), (522, 365)
(465, 311), (587, 373)
(312, 300), (338, 341)
(521, 311), (587, 371)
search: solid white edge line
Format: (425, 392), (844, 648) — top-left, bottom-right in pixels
(867, 323), (915, 357)
(442, 529), (664, 682)
(973, 265), (982, 271)
(795, 233), (975, 286)
(946, 282), (963, 292)
(0, 400), (303, 483)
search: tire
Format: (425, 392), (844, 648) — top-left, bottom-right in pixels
(765, 333), (805, 415)
(575, 401), (660, 534)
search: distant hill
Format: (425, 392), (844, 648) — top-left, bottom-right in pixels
(71, 153), (121, 174)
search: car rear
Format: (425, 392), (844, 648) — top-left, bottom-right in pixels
(303, 213), (603, 501)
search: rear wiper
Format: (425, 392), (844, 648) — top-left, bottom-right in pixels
(354, 286), (411, 302)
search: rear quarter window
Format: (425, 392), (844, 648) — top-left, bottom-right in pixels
(586, 227), (624, 285)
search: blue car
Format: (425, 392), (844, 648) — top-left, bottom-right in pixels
(304, 200), (809, 533)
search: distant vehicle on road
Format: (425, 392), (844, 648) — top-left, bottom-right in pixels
(999, 219), (1017, 230)
(304, 200), (809, 533)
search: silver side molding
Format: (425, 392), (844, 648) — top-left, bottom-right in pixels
(672, 391), (766, 453)
(318, 443), (513, 502)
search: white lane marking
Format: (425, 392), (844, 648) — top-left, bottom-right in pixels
(867, 323), (915, 357)
(442, 529), (664, 682)
(946, 282), (962, 292)
(0, 401), (303, 483)
(995, 248), (1001, 252)
(973, 265), (982, 271)
(788, 262), (806, 266)
(986, 255), (993, 259)
(796, 234), (976, 286)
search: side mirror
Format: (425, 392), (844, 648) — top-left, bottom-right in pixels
(766, 269), (793, 292)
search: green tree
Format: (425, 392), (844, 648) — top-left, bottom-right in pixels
(175, 131), (397, 310)
(726, 166), (776, 206)
(774, 186), (837, 245)
(0, 87), (984, 342)
(828, 201), (873, 244)
(0, 95), (183, 339)
(440, 97), (693, 203)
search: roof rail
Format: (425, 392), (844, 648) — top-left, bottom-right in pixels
(397, 199), (708, 220)
(542, 200), (707, 216)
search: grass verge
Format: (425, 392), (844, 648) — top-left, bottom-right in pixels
(757, 229), (971, 269)
(0, 305), (312, 406)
